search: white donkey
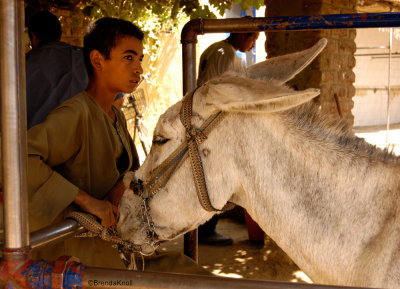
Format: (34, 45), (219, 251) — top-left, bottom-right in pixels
(118, 39), (400, 288)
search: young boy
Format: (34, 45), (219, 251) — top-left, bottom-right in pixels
(28, 17), (143, 268)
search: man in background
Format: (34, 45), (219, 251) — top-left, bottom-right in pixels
(197, 31), (259, 86)
(26, 10), (88, 128)
(197, 30), (259, 246)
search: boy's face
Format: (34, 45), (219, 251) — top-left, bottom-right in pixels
(102, 35), (144, 94)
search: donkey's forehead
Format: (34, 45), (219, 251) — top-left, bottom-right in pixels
(154, 102), (184, 135)
(158, 102), (181, 125)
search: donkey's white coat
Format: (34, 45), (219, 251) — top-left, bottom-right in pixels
(118, 39), (400, 288)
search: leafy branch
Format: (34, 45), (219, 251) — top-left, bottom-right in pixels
(76, 0), (264, 66)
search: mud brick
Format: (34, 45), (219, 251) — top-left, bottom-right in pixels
(347, 85), (356, 98)
(348, 29), (357, 40)
(320, 5), (341, 14)
(331, 84), (348, 98)
(348, 55), (356, 68)
(331, 29), (349, 39)
(339, 40), (357, 54)
(325, 39), (339, 53)
(321, 70), (337, 83)
(330, 0), (349, 8)
(330, 53), (348, 70)
(338, 70), (355, 83)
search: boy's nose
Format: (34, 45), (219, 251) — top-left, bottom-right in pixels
(135, 63), (143, 75)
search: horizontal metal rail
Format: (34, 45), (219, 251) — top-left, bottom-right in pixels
(182, 12), (400, 44)
(82, 267), (376, 289)
(30, 218), (86, 249)
(256, 12), (400, 31)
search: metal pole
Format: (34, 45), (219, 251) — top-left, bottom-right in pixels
(181, 37), (198, 94)
(182, 39), (198, 260)
(181, 13), (400, 42)
(386, 27), (393, 144)
(82, 267), (372, 289)
(181, 20), (199, 262)
(30, 219), (86, 249)
(0, 0), (29, 249)
(0, 2), (32, 286)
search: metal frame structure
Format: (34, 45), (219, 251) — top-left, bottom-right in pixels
(0, 0), (399, 286)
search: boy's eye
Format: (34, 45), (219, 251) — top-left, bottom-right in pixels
(124, 55), (133, 60)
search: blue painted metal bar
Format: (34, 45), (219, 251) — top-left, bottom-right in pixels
(257, 12), (400, 31)
(188, 12), (400, 37)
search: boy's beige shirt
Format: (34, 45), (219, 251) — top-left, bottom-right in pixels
(27, 91), (139, 232)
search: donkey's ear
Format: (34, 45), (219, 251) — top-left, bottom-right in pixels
(199, 73), (319, 114)
(247, 38), (327, 85)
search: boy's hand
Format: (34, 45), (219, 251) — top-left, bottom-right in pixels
(74, 190), (118, 228)
(105, 180), (126, 207)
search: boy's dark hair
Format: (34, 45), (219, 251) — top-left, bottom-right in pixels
(27, 10), (62, 45)
(84, 17), (144, 76)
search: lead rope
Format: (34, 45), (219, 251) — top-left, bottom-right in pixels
(67, 211), (144, 271)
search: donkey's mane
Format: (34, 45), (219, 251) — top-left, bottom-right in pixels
(281, 102), (399, 165)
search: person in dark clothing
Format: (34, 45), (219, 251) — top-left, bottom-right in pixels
(26, 10), (88, 128)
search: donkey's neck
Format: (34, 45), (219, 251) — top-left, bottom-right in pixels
(229, 106), (400, 286)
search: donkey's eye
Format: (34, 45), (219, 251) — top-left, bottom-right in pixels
(152, 136), (169, 145)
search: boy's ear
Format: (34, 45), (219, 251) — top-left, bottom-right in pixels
(90, 50), (104, 72)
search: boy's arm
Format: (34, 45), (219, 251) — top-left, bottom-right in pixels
(105, 180), (125, 208)
(27, 104), (84, 231)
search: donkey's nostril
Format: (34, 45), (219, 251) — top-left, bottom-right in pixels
(130, 179), (144, 195)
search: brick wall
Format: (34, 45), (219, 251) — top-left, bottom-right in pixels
(265, 0), (357, 126)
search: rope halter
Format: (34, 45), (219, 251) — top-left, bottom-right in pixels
(131, 88), (233, 213)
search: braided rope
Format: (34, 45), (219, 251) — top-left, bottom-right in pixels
(179, 91), (225, 212)
(67, 211), (144, 270)
(139, 90), (226, 211)
(67, 211), (141, 249)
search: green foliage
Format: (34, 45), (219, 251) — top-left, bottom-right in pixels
(75, 0), (263, 72)
(240, 0), (264, 11)
(77, 1), (265, 35)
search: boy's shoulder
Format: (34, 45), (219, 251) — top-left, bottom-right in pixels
(58, 91), (90, 108)
(56, 91), (112, 121)
(52, 91), (95, 119)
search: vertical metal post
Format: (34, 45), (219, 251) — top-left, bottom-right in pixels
(386, 27), (392, 145)
(182, 39), (198, 262)
(182, 41), (197, 95)
(0, 0), (29, 249)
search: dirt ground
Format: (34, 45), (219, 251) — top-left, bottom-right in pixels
(157, 213), (312, 284)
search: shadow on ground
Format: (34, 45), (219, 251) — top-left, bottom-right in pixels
(158, 217), (311, 283)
